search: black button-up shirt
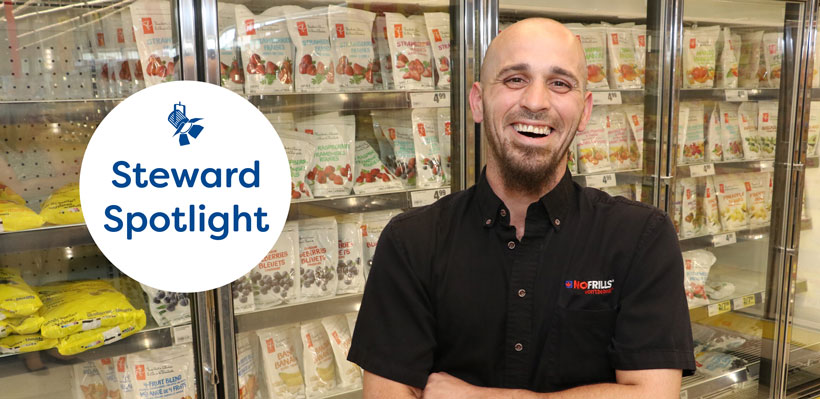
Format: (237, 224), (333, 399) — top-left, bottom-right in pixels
(348, 169), (696, 392)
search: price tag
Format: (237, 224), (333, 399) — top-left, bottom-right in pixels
(760, 160), (774, 172)
(173, 324), (193, 345)
(733, 294), (756, 310)
(585, 173), (617, 188)
(725, 89), (749, 101)
(591, 91), (622, 105)
(712, 232), (737, 247)
(410, 92), (450, 108)
(707, 301), (732, 317)
(689, 163), (715, 177)
(410, 188), (451, 207)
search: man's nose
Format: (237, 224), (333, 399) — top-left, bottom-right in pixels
(520, 80), (551, 113)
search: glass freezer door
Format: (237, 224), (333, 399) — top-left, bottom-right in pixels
(203, 0), (468, 398)
(0, 1), (217, 398)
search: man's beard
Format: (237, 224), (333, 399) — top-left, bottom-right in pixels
(487, 131), (562, 196)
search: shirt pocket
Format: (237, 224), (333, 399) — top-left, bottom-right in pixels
(554, 307), (617, 386)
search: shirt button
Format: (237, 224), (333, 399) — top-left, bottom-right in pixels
(507, 241), (516, 250)
(514, 343), (523, 352)
(518, 289), (526, 298)
(500, 209), (507, 217)
(485, 218), (492, 225)
(554, 218), (561, 226)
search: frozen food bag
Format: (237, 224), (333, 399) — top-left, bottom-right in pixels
(0, 267), (43, 318)
(703, 176), (722, 234)
(567, 24), (608, 89)
(757, 101), (778, 159)
(814, 35), (820, 88)
(89, 18), (112, 98)
(130, 0), (178, 86)
(56, 311), (146, 355)
(321, 314), (362, 388)
(633, 24), (647, 86)
(623, 105), (644, 168)
(738, 31), (764, 88)
(345, 312), (358, 338)
(299, 217), (339, 300)
(257, 324), (306, 399)
(696, 351), (747, 376)
(37, 280), (145, 339)
(353, 141), (403, 194)
(0, 183), (25, 205)
(737, 101), (760, 160)
(673, 183), (682, 235)
(39, 182), (84, 225)
(74, 361), (109, 399)
(253, 221), (299, 309)
(300, 320), (337, 395)
(299, 114), (355, 197)
(718, 102), (745, 161)
(120, 9), (146, 93)
(424, 13), (452, 89)
(0, 333), (57, 354)
(336, 213), (365, 295)
(373, 111), (418, 187)
(94, 358), (122, 399)
(435, 108), (451, 179)
(362, 209), (402, 278)
(114, 356), (135, 399)
(384, 13), (435, 90)
(568, 136), (578, 174)
(141, 284), (190, 326)
(715, 174), (749, 231)
(681, 102), (706, 164)
(285, 6), (338, 92)
(715, 28), (739, 89)
(676, 104), (690, 164)
(231, 272), (255, 315)
(745, 173), (771, 227)
(606, 26), (642, 89)
(0, 315), (44, 337)
(577, 106), (611, 173)
(236, 333), (261, 399)
(235, 5), (294, 95)
(605, 110), (631, 170)
(102, 12), (128, 97)
(281, 134), (315, 200)
(705, 103), (723, 162)
(679, 178), (701, 239)
(217, 3), (245, 94)
(762, 32), (783, 88)
(683, 26), (719, 88)
(682, 249), (716, 307)
(412, 108), (446, 187)
(808, 102), (820, 156)
(128, 344), (196, 399)
(374, 16), (395, 90)
(328, 5), (377, 91)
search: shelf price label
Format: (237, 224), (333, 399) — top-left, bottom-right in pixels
(411, 188), (451, 207)
(173, 324), (193, 345)
(591, 91), (622, 105)
(732, 294), (756, 310)
(707, 301), (732, 317)
(689, 163), (715, 177)
(410, 92), (450, 108)
(725, 89), (749, 102)
(712, 232), (737, 247)
(585, 173), (617, 188)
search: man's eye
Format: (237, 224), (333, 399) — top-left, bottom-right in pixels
(550, 80), (573, 93)
(504, 77), (527, 87)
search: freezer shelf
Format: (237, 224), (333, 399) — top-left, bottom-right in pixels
(676, 160), (775, 179)
(249, 90), (450, 114)
(680, 88), (780, 102)
(679, 226), (770, 252)
(235, 293), (362, 333)
(571, 169), (646, 189)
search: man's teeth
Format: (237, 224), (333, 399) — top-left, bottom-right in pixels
(513, 123), (552, 135)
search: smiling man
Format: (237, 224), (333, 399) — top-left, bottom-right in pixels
(348, 18), (695, 398)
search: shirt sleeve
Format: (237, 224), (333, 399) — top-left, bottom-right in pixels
(608, 211), (697, 375)
(347, 221), (436, 389)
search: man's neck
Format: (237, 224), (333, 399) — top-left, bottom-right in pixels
(485, 163), (565, 240)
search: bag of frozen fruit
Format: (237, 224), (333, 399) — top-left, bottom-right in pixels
(374, 111), (418, 187)
(285, 6), (338, 92)
(744, 173), (771, 227)
(73, 361), (108, 399)
(281, 133), (315, 200)
(231, 272), (255, 315)
(140, 283), (190, 326)
(412, 108), (446, 188)
(299, 217), (338, 300)
(299, 113), (355, 197)
(715, 174), (749, 231)
(236, 332), (261, 399)
(703, 176), (722, 234)
(606, 26), (641, 89)
(757, 101), (778, 159)
(424, 12), (452, 89)
(128, 344), (196, 399)
(808, 102), (820, 156)
(384, 13), (435, 90)
(682, 249), (716, 307)
(437, 107), (452, 180)
(705, 103), (723, 162)
(738, 31), (764, 88)
(683, 26), (719, 89)
(130, 0), (178, 86)
(605, 109), (631, 170)
(353, 141), (403, 194)
(257, 324), (305, 398)
(235, 5), (294, 95)
(577, 106), (611, 173)
(217, 3), (244, 95)
(336, 213), (365, 295)
(253, 221), (299, 309)
(328, 5), (377, 91)
(566, 24), (608, 89)
(362, 209), (402, 278)
(737, 101), (760, 160)
(719, 102), (745, 161)
(715, 28), (739, 89)
(321, 314), (362, 388)
(762, 32), (783, 88)
(374, 16), (395, 90)
(301, 320), (337, 396)
(680, 102), (706, 165)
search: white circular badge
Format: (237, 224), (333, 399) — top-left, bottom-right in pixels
(80, 81), (291, 292)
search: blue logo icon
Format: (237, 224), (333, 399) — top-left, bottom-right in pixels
(168, 102), (204, 146)
(565, 280), (573, 288)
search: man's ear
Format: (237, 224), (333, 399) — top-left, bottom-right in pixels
(575, 91), (594, 132)
(469, 82), (484, 123)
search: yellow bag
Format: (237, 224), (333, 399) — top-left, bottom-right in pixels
(0, 333), (57, 354)
(37, 280), (145, 339)
(0, 200), (45, 231)
(0, 267), (43, 318)
(0, 315), (45, 337)
(39, 183), (84, 225)
(57, 311), (146, 355)
(0, 183), (25, 205)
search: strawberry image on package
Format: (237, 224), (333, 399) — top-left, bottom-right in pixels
(412, 108), (445, 188)
(384, 13), (434, 90)
(353, 141), (403, 194)
(120, 9), (146, 93)
(299, 113), (355, 197)
(423, 12), (451, 90)
(374, 16), (395, 90)
(328, 5), (377, 91)
(130, 0), (178, 86)
(235, 5), (294, 95)
(285, 6), (338, 92)
(281, 134), (316, 200)
(217, 3), (245, 95)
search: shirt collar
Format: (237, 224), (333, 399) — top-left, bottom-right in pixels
(476, 167), (575, 231)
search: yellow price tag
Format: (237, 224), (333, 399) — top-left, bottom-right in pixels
(733, 294), (756, 310)
(707, 301), (732, 317)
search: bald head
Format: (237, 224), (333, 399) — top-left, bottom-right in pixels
(481, 18), (588, 91)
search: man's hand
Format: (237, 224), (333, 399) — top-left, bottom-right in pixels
(422, 372), (483, 399)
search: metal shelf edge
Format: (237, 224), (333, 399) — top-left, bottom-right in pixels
(235, 294), (363, 333)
